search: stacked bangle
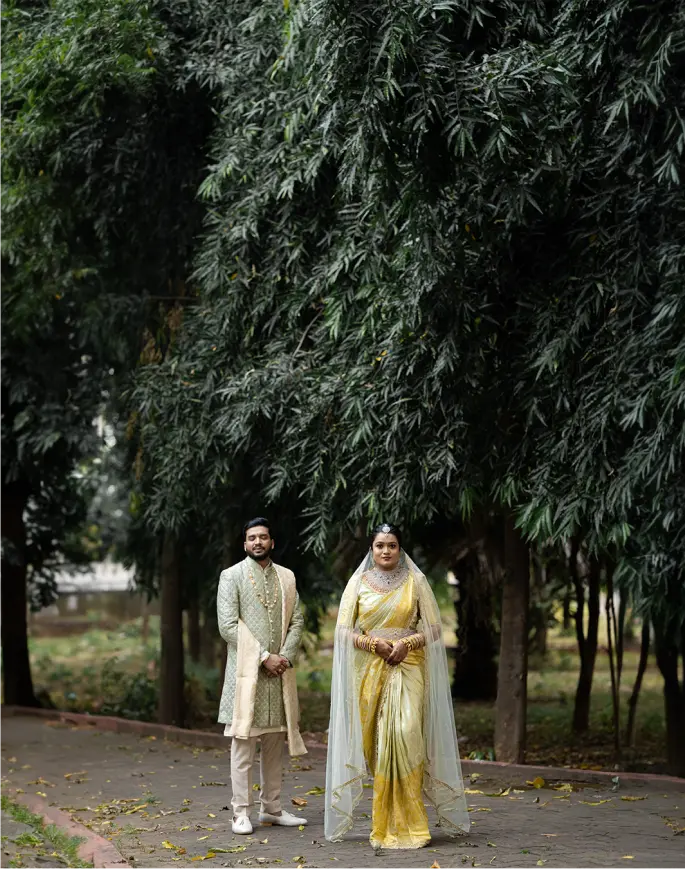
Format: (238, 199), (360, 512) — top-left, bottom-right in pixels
(399, 633), (425, 652)
(354, 633), (381, 654)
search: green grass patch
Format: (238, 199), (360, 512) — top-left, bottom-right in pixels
(1, 795), (92, 868)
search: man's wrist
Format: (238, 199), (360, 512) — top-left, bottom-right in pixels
(260, 650), (270, 664)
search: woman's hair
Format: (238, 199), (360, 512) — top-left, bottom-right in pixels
(243, 517), (272, 540)
(370, 523), (402, 548)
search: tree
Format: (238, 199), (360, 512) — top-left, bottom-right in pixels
(511, 0), (685, 773)
(2, 0), (214, 709)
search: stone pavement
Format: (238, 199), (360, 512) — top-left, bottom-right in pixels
(1, 716), (684, 869)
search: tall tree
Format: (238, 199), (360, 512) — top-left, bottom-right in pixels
(2, 0), (214, 706)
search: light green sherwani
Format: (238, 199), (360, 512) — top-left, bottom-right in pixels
(217, 557), (304, 736)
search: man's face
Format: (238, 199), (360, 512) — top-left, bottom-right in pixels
(244, 525), (273, 562)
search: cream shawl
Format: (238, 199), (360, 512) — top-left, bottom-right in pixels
(231, 563), (307, 756)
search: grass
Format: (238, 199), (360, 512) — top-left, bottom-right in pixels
(29, 609), (669, 774)
(1, 795), (92, 869)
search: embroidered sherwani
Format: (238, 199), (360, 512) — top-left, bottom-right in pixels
(217, 558), (305, 744)
(218, 557), (306, 820)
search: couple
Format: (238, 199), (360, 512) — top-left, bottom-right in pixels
(217, 518), (469, 851)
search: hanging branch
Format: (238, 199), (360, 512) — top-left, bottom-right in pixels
(625, 621), (650, 747)
(617, 590), (627, 687)
(604, 561), (621, 762)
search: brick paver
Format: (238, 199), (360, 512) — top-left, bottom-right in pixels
(1, 716), (683, 868)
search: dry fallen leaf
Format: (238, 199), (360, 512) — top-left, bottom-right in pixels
(198, 835), (209, 841)
(467, 807), (491, 813)
(554, 783), (573, 792)
(191, 852), (217, 861)
(207, 812), (216, 818)
(537, 861), (546, 866)
(465, 789), (484, 795)
(541, 834), (558, 837)
(579, 799), (612, 806)
(431, 861), (441, 868)
(305, 787), (325, 796)
(621, 796), (646, 802)
(621, 857), (634, 861)
(291, 797), (308, 807)
(487, 842), (496, 848)
(526, 777), (545, 789)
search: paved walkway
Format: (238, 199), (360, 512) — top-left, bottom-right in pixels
(2, 716), (684, 868)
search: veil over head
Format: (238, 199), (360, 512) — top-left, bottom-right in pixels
(324, 549), (470, 842)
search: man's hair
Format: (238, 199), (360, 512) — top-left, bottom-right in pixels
(243, 517), (272, 540)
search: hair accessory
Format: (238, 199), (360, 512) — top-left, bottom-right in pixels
(380, 523), (391, 533)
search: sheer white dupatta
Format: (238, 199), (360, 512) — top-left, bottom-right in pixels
(324, 550), (470, 842)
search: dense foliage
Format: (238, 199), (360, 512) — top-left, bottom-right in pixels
(3, 0), (683, 767)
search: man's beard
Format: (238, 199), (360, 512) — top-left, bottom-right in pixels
(247, 543), (272, 562)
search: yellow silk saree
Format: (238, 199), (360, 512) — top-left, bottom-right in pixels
(324, 551), (469, 848)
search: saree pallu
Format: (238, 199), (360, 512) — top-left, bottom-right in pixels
(356, 577), (429, 849)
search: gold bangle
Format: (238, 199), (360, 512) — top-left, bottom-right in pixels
(370, 637), (379, 655)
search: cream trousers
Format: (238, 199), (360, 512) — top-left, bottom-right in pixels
(230, 732), (285, 818)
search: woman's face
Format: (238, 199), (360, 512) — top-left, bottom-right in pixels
(372, 533), (401, 571)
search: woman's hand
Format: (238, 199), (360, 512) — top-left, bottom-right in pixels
(374, 639), (394, 661)
(387, 640), (409, 666)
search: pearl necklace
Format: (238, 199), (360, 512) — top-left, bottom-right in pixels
(248, 563), (279, 616)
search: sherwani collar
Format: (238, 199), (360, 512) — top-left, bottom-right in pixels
(243, 556), (274, 575)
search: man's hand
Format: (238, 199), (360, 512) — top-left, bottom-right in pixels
(374, 639), (394, 661)
(387, 640), (408, 666)
(262, 653), (289, 677)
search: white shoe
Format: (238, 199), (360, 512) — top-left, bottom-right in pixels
(259, 810), (308, 827)
(232, 815), (253, 835)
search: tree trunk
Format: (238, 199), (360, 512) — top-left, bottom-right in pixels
(1, 480), (39, 707)
(494, 515), (529, 764)
(572, 553), (600, 733)
(452, 551), (498, 701)
(625, 621), (650, 747)
(654, 633), (685, 778)
(188, 591), (201, 664)
(529, 555), (549, 656)
(202, 610), (219, 669)
(141, 595), (150, 648)
(562, 590), (572, 632)
(159, 534), (184, 726)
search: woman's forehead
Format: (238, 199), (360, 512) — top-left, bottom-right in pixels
(374, 533), (399, 545)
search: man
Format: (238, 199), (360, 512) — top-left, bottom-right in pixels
(218, 517), (308, 835)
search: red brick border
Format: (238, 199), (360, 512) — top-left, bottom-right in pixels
(3, 704), (684, 791)
(9, 790), (129, 868)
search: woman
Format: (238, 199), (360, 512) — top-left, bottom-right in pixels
(324, 524), (469, 850)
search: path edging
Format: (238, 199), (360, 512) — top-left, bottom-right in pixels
(10, 789), (129, 868)
(3, 704), (685, 792)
